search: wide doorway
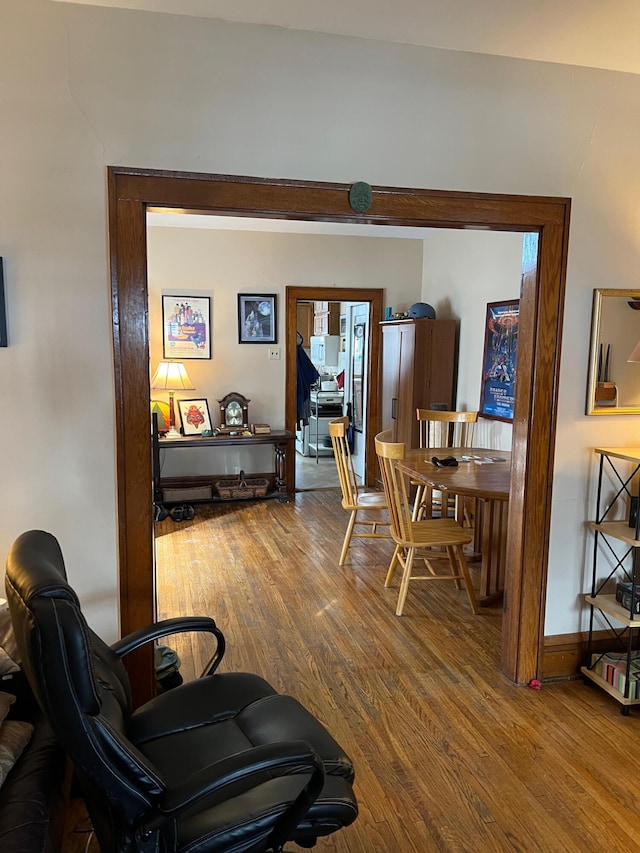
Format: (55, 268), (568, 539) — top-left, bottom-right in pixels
(108, 168), (570, 701)
(295, 295), (377, 493)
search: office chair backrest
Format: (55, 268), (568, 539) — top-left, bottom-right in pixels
(5, 530), (162, 828)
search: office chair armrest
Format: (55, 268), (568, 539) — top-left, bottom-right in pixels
(157, 741), (324, 817)
(138, 742), (325, 845)
(111, 616), (226, 675)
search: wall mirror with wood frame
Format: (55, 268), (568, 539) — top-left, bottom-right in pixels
(587, 288), (640, 415)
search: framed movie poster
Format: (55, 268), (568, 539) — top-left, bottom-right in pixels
(162, 295), (211, 359)
(479, 299), (519, 422)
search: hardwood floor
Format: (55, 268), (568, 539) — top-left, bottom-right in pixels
(152, 492), (640, 852)
(296, 451), (341, 490)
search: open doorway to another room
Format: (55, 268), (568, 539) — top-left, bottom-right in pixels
(295, 298), (371, 492)
(109, 168), (570, 698)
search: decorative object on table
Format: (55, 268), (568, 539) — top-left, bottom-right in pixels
(150, 400), (170, 434)
(431, 455), (459, 468)
(177, 398), (212, 436)
(237, 293), (277, 343)
(150, 361), (195, 438)
(479, 299), (519, 423)
(162, 295), (211, 359)
(0, 258), (7, 347)
(252, 423), (271, 435)
(218, 392), (250, 432)
(215, 470), (269, 500)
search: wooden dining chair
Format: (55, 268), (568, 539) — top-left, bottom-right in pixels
(413, 409), (478, 523)
(375, 430), (478, 617)
(329, 416), (391, 566)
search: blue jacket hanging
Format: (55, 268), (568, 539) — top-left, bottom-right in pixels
(297, 343), (320, 426)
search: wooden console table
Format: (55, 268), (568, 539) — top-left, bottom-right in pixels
(153, 428), (296, 503)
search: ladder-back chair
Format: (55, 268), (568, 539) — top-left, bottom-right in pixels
(413, 409), (478, 523)
(375, 430), (478, 617)
(329, 416), (391, 566)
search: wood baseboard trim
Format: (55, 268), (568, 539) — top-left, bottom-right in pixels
(542, 630), (640, 681)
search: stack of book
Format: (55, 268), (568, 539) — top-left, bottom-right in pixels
(592, 651), (640, 698)
(615, 580), (640, 615)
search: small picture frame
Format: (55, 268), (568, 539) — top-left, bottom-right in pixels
(238, 294), (277, 344)
(162, 295), (211, 359)
(177, 399), (213, 436)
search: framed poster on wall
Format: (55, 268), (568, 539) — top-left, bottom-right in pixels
(237, 294), (277, 343)
(162, 295), (211, 359)
(479, 299), (519, 422)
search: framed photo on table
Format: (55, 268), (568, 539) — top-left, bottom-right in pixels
(237, 294), (277, 343)
(177, 399), (213, 436)
(479, 299), (519, 422)
(162, 295), (211, 359)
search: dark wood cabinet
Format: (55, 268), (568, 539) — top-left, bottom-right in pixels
(381, 318), (457, 448)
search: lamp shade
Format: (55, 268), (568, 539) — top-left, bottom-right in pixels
(151, 361), (195, 391)
(628, 341), (640, 363)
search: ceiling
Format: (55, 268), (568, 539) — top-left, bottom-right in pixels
(51, 0), (640, 76)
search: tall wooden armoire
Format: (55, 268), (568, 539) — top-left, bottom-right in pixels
(380, 318), (457, 449)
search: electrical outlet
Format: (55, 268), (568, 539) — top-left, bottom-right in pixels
(268, 347), (281, 360)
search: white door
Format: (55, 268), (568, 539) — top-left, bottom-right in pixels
(346, 303), (369, 482)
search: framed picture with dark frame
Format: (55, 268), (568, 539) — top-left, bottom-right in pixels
(162, 295), (211, 359)
(0, 258), (7, 347)
(237, 294), (277, 343)
(479, 299), (519, 422)
(177, 398), (213, 436)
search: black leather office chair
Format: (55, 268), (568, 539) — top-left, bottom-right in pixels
(5, 530), (358, 852)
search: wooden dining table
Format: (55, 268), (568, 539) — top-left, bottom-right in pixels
(398, 446), (511, 605)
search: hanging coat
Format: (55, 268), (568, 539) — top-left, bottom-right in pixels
(297, 343), (320, 426)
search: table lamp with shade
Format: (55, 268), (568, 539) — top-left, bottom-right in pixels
(150, 361), (194, 438)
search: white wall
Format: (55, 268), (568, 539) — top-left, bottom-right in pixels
(3, 0), (640, 640)
(421, 230), (523, 451)
(147, 225), (423, 476)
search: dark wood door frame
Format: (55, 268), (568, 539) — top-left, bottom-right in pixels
(108, 167), (570, 703)
(286, 288), (383, 489)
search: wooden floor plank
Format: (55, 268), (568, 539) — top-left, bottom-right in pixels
(148, 492), (640, 852)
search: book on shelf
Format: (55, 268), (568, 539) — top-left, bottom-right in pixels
(615, 581), (640, 614)
(591, 651), (640, 699)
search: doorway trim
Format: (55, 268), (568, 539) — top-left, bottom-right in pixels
(286, 287), (383, 489)
(108, 167), (570, 702)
